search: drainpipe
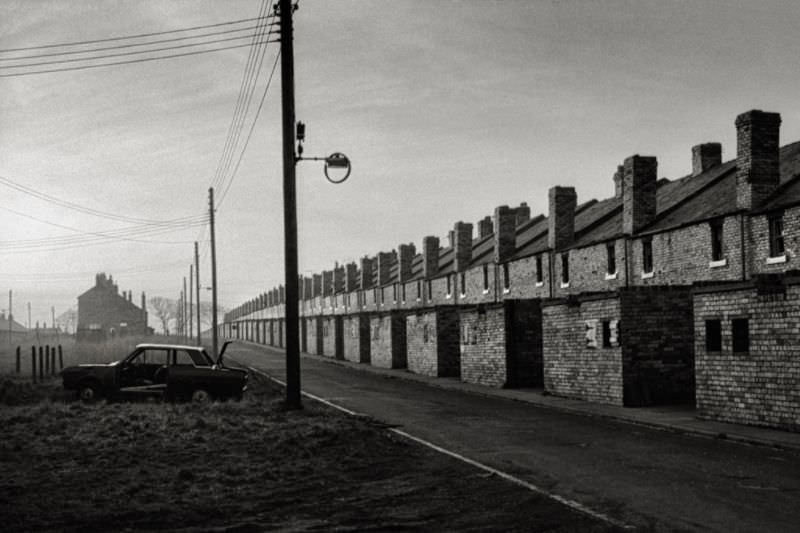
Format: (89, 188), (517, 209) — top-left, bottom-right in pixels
(739, 214), (747, 281)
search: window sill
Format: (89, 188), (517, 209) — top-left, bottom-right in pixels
(560, 282), (570, 289)
(766, 254), (787, 265)
(459, 293), (466, 299)
(502, 288), (511, 294)
(641, 271), (654, 279)
(445, 294), (452, 299)
(709, 258), (728, 268)
(482, 289), (490, 295)
(535, 281), (544, 288)
(605, 272), (618, 280)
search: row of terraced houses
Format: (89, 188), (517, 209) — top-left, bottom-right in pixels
(222, 109), (800, 433)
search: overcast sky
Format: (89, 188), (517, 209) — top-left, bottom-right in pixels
(1, 0), (799, 329)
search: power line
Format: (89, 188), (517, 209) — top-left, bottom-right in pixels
(0, 40), (272, 78)
(0, 16), (267, 53)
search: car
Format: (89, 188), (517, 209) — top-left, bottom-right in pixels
(61, 341), (248, 403)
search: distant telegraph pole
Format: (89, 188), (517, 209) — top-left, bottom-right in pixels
(195, 241), (202, 344)
(278, 0), (301, 410)
(209, 187), (219, 359)
(189, 264), (193, 342)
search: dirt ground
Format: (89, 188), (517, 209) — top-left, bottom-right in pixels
(0, 372), (622, 532)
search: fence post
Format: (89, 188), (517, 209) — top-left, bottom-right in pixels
(38, 346), (44, 381)
(51, 347), (56, 376)
(16, 346), (20, 374)
(32, 346), (37, 383)
(44, 345), (50, 376)
(58, 345), (63, 371)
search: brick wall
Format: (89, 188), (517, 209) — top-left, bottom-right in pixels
(503, 254), (551, 300)
(321, 316), (338, 358)
(694, 279), (800, 431)
(406, 307), (460, 377)
(457, 263), (497, 304)
(343, 314), (370, 364)
(369, 312), (408, 369)
(459, 300), (542, 388)
(543, 296), (624, 405)
(553, 239), (626, 296)
(748, 206), (800, 275)
(305, 317), (322, 355)
(629, 217), (744, 285)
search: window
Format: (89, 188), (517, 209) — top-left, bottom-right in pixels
(732, 318), (749, 353)
(768, 214), (785, 257)
(535, 256), (543, 284)
(426, 280), (432, 299)
(373, 288), (377, 303)
(606, 243), (616, 275)
(561, 253), (569, 284)
(416, 281), (421, 300)
(503, 263), (510, 290)
(446, 274), (452, 296)
(705, 320), (722, 352)
(393, 283), (398, 302)
(483, 264), (489, 291)
(710, 220), (724, 261)
(460, 272), (466, 295)
(402, 284), (406, 302)
(380, 289), (385, 304)
(602, 321), (612, 348)
(642, 238), (653, 274)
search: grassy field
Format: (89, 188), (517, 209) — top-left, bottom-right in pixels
(0, 369), (623, 532)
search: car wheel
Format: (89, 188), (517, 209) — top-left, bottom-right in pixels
(191, 389), (212, 403)
(77, 382), (102, 403)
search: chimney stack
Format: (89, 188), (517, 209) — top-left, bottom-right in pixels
(322, 270), (333, 295)
(345, 262), (359, 292)
(453, 221), (473, 272)
(477, 216), (493, 238)
(613, 165), (624, 198)
(312, 275), (322, 297)
(303, 277), (313, 300)
(494, 205), (517, 263)
(279, 285), (285, 304)
(377, 251), (395, 286)
(622, 155), (658, 234)
(692, 143), (722, 176)
(548, 186), (577, 250)
(735, 109), (781, 210)
(515, 202), (531, 225)
(333, 264), (345, 293)
(422, 236), (440, 278)
(398, 243), (416, 282)
(360, 256), (375, 289)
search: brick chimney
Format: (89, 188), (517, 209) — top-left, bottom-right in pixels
(548, 186), (577, 250)
(613, 165), (624, 198)
(692, 143), (722, 176)
(360, 256), (375, 289)
(422, 236), (439, 278)
(477, 216), (493, 238)
(377, 251), (395, 286)
(398, 243), (416, 282)
(494, 205), (517, 263)
(333, 264), (345, 293)
(622, 155), (658, 234)
(452, 221), (473, 272)
(141, 292), (147, 328)
(735, 109), (781, 210)
(322, 270), (333, 295)
(515, 202), (531, 225)
(303, 277), (313, 300)
(345, 262), (359, 292)
(312, 275), (322, 297)
(279, 285), (285, 304)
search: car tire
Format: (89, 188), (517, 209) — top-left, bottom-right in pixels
(77, 382), (102, 403)
(191, 388), (212, 403)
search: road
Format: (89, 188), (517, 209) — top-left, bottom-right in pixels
(228, 343), (800, 533)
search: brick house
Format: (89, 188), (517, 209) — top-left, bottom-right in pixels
(77, 273), (149, 341)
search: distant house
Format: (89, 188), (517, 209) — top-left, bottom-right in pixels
(77, 273), (150, 341)
(0, 312), (27, 343)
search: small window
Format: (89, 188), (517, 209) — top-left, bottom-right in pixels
(705, 319), (722, 352)
(482, 264), (489, 290)
(732, 318), (749, 353)
(536, 256), (543, 283)
(768, 214), (785, 257)
(426, 280), (432, 299)
(402, 284), (406, 302)
(393, 283), (398, 302)
(373, 288), (377, 303)
(642, 238), (653, 274)
(460, 272), (466, 295)
(710, 220), (724, 262)
(416, 281), (421, 299)
(446, 274), (452, 295)
(606, 243), (616, 275)
(503, 263), (510, 290)
(380, 289), (385, 304)
(561, 253), (569, 284)
(602, 321), (612, 348)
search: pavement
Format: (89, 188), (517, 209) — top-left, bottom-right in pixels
(239, 342), (800, 452)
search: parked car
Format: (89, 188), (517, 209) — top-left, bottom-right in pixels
(61, 341), (247, 402)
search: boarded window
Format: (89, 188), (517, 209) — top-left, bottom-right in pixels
(768, 214), (785, 257)
(608, 320), (619, 347)
(732, 318), (749, 353)
(585, 319), (598, 348)
(705, 319), (722, 351)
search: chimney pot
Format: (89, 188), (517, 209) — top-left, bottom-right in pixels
(477, 216), (493, 238)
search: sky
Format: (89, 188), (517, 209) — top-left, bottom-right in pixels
(1, 0), (799, 330)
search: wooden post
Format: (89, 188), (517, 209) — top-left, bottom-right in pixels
(45, 345), (50, 375)
(16, 346), (20, 374)
(59, 345), (63, 370)
(31, 346), (36, 383)
(38, 346), (43, 381)
(50, 346), (56, 376)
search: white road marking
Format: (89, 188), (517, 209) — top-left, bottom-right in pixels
(244, 364), (634, 530)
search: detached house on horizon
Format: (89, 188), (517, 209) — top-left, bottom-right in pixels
(77, 273), (150, 341)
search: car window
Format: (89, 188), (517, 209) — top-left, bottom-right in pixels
(188, 349), (210, 366)
(129, 349), (168, 365)
(174, 350), (196, 366)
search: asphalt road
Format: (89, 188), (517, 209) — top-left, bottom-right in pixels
(228, 343), (800, 533)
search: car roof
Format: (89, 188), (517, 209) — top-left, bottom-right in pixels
(135, 343), (206, 351)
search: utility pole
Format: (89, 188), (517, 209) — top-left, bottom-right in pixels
(51, 306), (55, 339)
(195, 241), (202, 344)
(279, 0), (301, 409)
(27, 302), (31, 331)
(209, 187), (219, 359)
(189, 265), (193, 342)
(8, 290), (12, 348)
(183, 276), (188, 343)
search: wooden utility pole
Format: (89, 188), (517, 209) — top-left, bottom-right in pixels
(183, 276), (188, 342)
(209, 187), (219, 359)
(279, 0), (301, 409)
(189, 265), (193, 342)
(8, 290), (11, 348)
(195, 241), (202, 344)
